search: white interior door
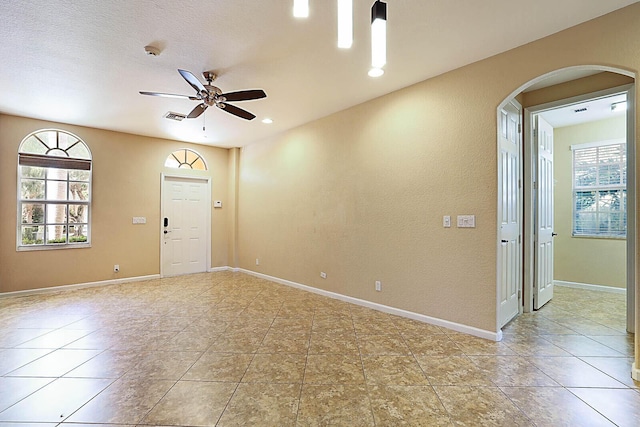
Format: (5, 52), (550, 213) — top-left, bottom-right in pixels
(162, 176), (210, 276)
(534, 115), (554, 309)
(498, 101), (522, 328)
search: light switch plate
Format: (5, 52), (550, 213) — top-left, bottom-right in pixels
(457, 215), (475, 228)
(443, 215), (451, 228)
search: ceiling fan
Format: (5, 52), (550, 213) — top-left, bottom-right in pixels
(140, 69), (266, 120)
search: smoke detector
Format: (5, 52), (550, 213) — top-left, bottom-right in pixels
(144, 45), (161, 57)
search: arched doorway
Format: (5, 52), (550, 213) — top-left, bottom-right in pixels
(496, 65), (636, 375)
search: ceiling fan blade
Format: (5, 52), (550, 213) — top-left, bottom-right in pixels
(220, 89), (267, 102)
(187, 103), (208, 119)
(217, 103), (256, 120)
(178, 69), (206, 94)
(139, 91), (199, 100)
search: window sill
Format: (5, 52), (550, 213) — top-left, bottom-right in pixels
(571, 234), (626, 241)
(17, 243), (91, 252)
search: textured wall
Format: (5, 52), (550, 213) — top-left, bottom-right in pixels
(237, 4), (640, 334)
(0, 115), (230, 293)
(554, 117), (627, 288)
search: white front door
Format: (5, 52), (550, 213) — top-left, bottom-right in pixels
(498, 100), (522, 328)
(534, 115), (554, 309)
(161, 175), (210, 276)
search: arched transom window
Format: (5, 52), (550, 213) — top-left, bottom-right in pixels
(17, 129), (92, 249)
(165, 148), (207, 170)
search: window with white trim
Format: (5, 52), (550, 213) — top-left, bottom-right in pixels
(572, 140), (626, 238)
(164, 148), (207, 170)
(17, 129), (92, 249)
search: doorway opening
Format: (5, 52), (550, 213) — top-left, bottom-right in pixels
(496, 66), (636, 339)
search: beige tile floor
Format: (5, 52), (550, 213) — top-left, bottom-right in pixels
(0, 272), (638, 426)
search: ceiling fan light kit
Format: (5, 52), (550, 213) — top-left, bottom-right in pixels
(140, 69), (266, 121)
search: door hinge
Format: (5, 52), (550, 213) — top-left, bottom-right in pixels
(533, 128), (537, 138)
(533, 181), (537, 190)
(518, 235), (521, 244)
(518, 289), (521, 300)
(518, 179), (522, 189)
(517, 123), (522, 134)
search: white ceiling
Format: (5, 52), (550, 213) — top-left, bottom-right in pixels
(0, 0), (637, 148)
(540, 93), (628, 128)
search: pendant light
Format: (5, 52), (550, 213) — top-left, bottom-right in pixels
(370, 0), (387, 76)
(337, 0), (353, 49)
(293, 0), (309, 18)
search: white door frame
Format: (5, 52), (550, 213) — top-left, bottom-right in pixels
(496, 65), (640, 342)
(522, 84), (635, 333)
(160, 173), (212, 277)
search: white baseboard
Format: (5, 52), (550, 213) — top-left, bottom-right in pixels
(633, 362), (640, 381)
(554, 280), (626, 294)
(238, 268), (502, 341)
(0, 274), (161, 299)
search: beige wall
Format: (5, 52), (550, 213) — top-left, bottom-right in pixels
(0, 115), (231, 293)
(554, 117), (627, 288)
(237, 4), (640, 334)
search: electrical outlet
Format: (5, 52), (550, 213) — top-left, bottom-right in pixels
(256, 258), (260, 265)
(320, 272), (327, 279)
(114, 264), (120, 273)
(375, 280), (382, 291)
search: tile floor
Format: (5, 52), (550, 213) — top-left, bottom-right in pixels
(0, 272), (638, 426)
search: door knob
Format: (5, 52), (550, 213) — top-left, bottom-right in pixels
(552, 233), (558, 236)
(501, 239), (508, 243)
(164, 230), (171, 234)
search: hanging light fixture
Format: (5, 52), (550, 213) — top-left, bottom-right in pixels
(293, 0), (309, 18)
(337, 0), (353, 49)
(370, 0), (387, 76)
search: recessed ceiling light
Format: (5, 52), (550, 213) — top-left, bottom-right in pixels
(368, 68), (384, 77)
(262, 118), (273, 124)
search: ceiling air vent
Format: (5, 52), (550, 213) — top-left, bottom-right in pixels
(164, 111), (186, 121)
(573, 107), (588, 113)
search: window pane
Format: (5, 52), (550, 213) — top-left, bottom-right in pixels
(69, 182), (89, 200)
(69, 170), (90, 181)
(47, 167), (67, 180)
(58, 132), (78, 151)
(597, 190), (622, 212)
(574, 212), (597, 235)
(575, 191), (596, 212)
(21, 136), (49, 154)
(598, 164), (621, 185)
(165, 157), (180, 168)
(66, 143), (90, 159)
(186, 149), (198, 164)
(21, 203), (45, 224)
(21, 225), (44, 245)
(21, 179), (45, 200)
(46, 204), (67, 225)
(574, 166), (597, 187)
(69, 205), (88, 223)
(192, 158), (206, 170)
(69, 225), (88, 243)
(21, 165), (45, 178)
(46, 180), (68, 201)
(46, 225), (67, 244)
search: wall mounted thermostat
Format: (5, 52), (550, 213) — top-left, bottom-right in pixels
(213, 200), (222, 208)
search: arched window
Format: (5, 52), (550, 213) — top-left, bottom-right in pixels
(164, 148), (207, 170)
(17, 129), (92, 249)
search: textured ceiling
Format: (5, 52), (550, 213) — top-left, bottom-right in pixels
(0, 0), (637, 148)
